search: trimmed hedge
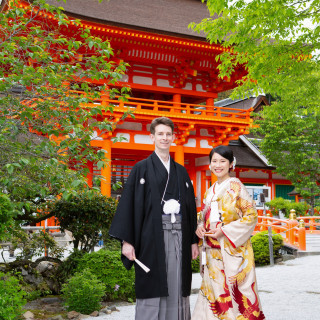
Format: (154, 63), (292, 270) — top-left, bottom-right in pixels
(75, 249), (136, 302)
(251, 231), (283, 266)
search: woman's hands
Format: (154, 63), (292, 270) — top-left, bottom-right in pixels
(195, 225), (224, 239)
(195, 225), (206, 238)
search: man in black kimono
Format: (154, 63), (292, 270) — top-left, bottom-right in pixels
(109, 117), (199, 320)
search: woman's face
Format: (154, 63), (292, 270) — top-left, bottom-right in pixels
(210, 152), (233, 182)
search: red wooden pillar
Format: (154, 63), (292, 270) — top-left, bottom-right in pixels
(173, 94), (181, 113)
(101, 139), (112, 197)
(175, 144), (184, 166)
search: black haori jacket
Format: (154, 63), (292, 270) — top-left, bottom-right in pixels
(109, 152), (198, 299)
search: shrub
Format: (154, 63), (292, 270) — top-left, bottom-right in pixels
(57, 249), (86, 284)
(251, 231), (283, 266)
(76, 249), (135, 302)
(191, 256), (200, 273)
(265, 197), (291, 216)
(104, 237), (121, 251)
(50, 192), (117, 251)
(266, 197), (310, 217)
(0, 272), (26, 320)
(62, 268), (105, 314)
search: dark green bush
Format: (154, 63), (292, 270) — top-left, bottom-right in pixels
(75, 249), (135, 302)
(0, 272), (26, 320)
(62, 268), (105, 314)
(57, 249), (86, 284)
(50, 193), (117, 252)
(191, 256), (200, 273)
(251, 231), (283, 266)
(104, 237), (121, 251)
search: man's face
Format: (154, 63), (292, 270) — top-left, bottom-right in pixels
(150, 124), (175, 153)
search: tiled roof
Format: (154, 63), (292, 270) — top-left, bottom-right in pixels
(48, 0), (212, 39)
(215, 95), (269, 110)
(229, 138), (274, 169)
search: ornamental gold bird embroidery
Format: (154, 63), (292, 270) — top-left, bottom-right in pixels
(232, 281), (265, 320)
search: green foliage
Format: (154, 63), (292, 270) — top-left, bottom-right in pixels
(251, 231), (283, 266)
(75, 249), (135, 302)
(0, 0), (132, 224)
(50, 193), (117, 251)
(266, 197), (310, 217)
(0, 193), (14, 240)
(62, 268), (105, 314)
(266, 197), (292, 216)
(192, 0), (320, 205)
(0, 272), (26, 320)
(289, 202), (311, 217)
(191, 256), (200, 273)
(9, 228), (65, 260)
(103, 237), (121, 251)
(57, 249), (86, 284)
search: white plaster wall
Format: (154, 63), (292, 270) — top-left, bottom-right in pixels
(184, 138), (196, 147)
(132, 76), (152, 85)
(157, 79), (171, 87)
(200, 140), (211, 148)
(196, 84), (205, 92)
(183, 82), (192, 90)
(134, 134), (153, 144)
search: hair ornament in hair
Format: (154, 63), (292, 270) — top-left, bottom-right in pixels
(232, 156), (237, 170)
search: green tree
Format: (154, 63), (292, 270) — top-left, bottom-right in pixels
(192, 0), (320, 209)
(0, 193), (14, 240)
(50, 192), (117, 251)
(0, 0), (131, 223)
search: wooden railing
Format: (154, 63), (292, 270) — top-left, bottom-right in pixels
(296, 216), (320, 233)
(254, 215), (308, 251)
(76, 92), (253, 123)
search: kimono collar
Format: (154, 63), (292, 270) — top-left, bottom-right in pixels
(154, 151), (170, 173)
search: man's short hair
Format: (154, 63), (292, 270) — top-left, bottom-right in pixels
(150, 117), (174, 134)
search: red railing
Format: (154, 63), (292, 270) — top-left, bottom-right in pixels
(74, 92), (252, 123)
(296, 216), (320, 234)
(254, 215), (307, 251)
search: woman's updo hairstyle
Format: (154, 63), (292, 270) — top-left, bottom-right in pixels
(209, 145), (234, 164)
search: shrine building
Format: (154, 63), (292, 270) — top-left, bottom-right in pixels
(4, 0), (294, 210)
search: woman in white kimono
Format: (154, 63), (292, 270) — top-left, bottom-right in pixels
(192, 146), (265, 320)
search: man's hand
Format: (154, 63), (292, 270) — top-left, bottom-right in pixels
(191, 243), (199, 260)
(122, 241), (136, 261)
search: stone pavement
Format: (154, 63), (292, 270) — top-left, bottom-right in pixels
(86, 254), (320, 320)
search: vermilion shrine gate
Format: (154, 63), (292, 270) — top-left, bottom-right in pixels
(2, 0), (294, 211)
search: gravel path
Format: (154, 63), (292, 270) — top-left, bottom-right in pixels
(86, 255), (320, 320)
